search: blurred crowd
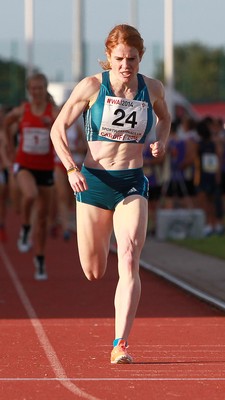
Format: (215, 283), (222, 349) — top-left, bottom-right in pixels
(143, 114), (225, 237)
(0, 73), (224, 280)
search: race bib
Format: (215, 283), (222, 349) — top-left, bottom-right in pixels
(202, 153), (218, 173)
(23, 128), (50, 154)
(99, 96), (148, 142)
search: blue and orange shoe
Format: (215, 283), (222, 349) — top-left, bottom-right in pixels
(111, 339), (133, 364)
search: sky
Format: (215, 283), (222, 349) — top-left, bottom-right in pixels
(1, 0), (225, 83)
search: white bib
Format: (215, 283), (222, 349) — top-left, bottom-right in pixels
(99, 96), (148, 142)
(23, 128), (50, 155)
(202, 153), (218, 173)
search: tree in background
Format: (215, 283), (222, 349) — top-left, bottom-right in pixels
(0, 60), (26, 108)
(154, 43), (225, 103)
(2, 43), (225, 107)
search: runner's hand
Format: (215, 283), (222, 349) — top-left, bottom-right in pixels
(67, 170), (88, 193)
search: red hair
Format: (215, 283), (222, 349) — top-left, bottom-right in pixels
(99, 24), (145, 70)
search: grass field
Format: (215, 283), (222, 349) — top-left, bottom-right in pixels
(171, 235), (225, 260)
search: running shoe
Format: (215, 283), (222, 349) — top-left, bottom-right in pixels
(33, 257), (48, 281)
(17, 227), (32, 252)
(111, 340), (133, 364)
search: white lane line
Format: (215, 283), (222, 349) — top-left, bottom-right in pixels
(0, 244), (100, 400)
(140, 258), (225, 311)
(0, 378), (225, 381)
(110, 243), (225, 311)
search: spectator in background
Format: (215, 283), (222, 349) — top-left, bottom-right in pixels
(143, 136), (164, 235)
(210, 117), (225, 233)
(4, 73), (59, 279)
(195, 118), (224, 236)
(162, 118), (198, 209)
(178, 115), (199, 142)
(177, 116), (199, 207)
(162, 121), (189, 208)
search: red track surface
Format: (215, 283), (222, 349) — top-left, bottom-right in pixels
(1, 210), (225, 400)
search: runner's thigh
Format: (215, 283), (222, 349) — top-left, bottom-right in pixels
(76, 201), (113, 277)
(114, 195), (148, 254)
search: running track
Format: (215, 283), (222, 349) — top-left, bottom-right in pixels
(0, 210), (225, 400)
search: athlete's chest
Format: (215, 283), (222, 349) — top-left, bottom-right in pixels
(99, 95), (149, 142)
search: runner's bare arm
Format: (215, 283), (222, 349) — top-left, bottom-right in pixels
(50, 75), (100, 170)
(147, 78), (171, 158)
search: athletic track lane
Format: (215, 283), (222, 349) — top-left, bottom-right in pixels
(0, 210), (225, 400)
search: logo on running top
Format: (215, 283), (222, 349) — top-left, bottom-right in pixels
(106, 97), (134, 107)
(127, 187), (138, 194)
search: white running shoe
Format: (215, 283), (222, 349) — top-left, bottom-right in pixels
(17, 228), (32, 253)
(33, 257), (48, 281)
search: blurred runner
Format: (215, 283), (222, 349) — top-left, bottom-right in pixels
(4, 73), (59, 279)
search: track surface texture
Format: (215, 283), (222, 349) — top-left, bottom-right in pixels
(0, 210), (225, 400)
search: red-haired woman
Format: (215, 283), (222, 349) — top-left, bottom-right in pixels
(51, 24), (171, 363)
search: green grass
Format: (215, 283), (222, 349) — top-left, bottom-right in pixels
(171, 235), (225, 260)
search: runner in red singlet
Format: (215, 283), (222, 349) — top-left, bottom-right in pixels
(4, 73), (59, 280)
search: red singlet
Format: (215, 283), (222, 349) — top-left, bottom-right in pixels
(16, 102), (55, 170)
